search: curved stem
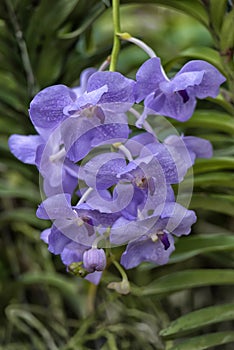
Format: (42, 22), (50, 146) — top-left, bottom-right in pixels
(121, 33), (157, 59)
(98, 55), (111, 71)
(112, 142), (133, 161)
(77, 187), (93, 205)
(109, 0), (121, 71)
(112, 260), (128, 282)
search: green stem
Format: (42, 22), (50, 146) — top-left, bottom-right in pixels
(86, 283), (97, 315)
(110, 0), (121, 71)
(112, 260), (128, 282)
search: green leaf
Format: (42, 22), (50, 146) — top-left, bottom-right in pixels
(20, 272), (84, 317)
(20, 272), (78, 299)
(190, 194), (234, 216)
(0, 185), (40, 203)
(160, 303), (234, 339)
(0, 117), (26, 134)
(0, 72), (27, 111)
(26, 0), (80, 52)
(58, 2), (107, 39)
(132, 269), (234, 296)
(193, 157), (234, 174)
(170, 234), (234, 264)
(173, 110), (234, 135)
(6, 305), (58, 350)
(209, 0), (227, 34)
(35, 43), (64, 87)
(0, 208), (47, 228)
(185, 172), (234, 189)
(220, 8), (234, 52)
(165, 47), (225, 75)
(199, 134), (234, 145)
(121, 0), (209, 27)
(167, 331), (234, 350)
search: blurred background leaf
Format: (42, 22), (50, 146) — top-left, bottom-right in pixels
(0, 0), (234, 349)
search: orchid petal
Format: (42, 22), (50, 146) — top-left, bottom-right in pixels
(29, 85), (76, 129)
(121, 233), (175, 269)
(135, 57), (167, 102)
(8, 134), (43, 164)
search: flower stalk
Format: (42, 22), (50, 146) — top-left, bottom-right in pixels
(109, 0), (121, 72)
(118, 32), (157, 59)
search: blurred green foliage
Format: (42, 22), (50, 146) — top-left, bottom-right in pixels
(0, 0), (234, 349)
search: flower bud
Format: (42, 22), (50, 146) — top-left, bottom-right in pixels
(83, 248), (106, 273)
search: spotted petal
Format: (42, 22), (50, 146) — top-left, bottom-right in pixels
(29, 84), (76, 129)
(121, 233), (175, 269)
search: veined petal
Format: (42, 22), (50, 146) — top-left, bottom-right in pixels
(65, 85), (108, 114)
(85, 271), (103, 285)
(160, 71), (204, 93)
(65, 122), (129, 163)
(139, 141), (190, 184)
(177, 60), (226, 98)
(53, 218), (95, 246)
(90, 122), (130, 148)
(159, 202), (197, 237)
(48, 225), (71, 254)
(135, 57), (167, 102)
(61, 241), (86, 265)
(145, 89), (197, 121)
(182, 136), (213, 159)
(120, 187), (145, 220)
(72, 67), (97, 97)
(87, 71), (135, 104)
(29, 84), (76, 129)
(121, 233), (175, 269)
(125, 132), (157, 157)
(40, 228), (51, 244)
(81, 153), (126, 189)
(8, 134), (43, 165)
(110, 215), (165, 245)
(36, 193), (74, 220)
(165, 135), (213, 164)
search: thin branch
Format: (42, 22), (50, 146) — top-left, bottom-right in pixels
(5, 0), (36, 97)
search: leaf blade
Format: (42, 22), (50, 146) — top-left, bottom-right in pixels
(161, 303), (234, 339)
(168, 331), (234, 350)
(133, 269), (234, 296)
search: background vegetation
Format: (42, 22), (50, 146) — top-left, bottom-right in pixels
(0, 0), (234, 349)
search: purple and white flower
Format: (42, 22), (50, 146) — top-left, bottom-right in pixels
(134, 58), (226, 123)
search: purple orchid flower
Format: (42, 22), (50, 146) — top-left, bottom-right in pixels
(29, 68), (97, 132)
(134, 58), (226, 123)
(79, 130), (212, 221)
(8, 68), (97, 195)
(111, 202), (197, 269)
(79, 145), (173, 219)
(8, 127), (79, 196)
(36, 193), (120, 246)
(61, 71), (135, 162)
(41, 227), (104, 285)
(38, 193), (118, 284)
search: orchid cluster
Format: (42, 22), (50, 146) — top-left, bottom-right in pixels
(9, 56), (225, 284)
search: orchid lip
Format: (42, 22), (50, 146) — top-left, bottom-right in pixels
(158, 231), (170, 250)
(177, 89), (189, 103)
(150, 231), (170, 250)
